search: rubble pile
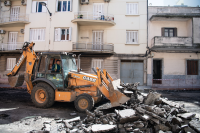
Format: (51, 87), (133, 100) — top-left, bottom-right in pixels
(25, 83), (199, 133)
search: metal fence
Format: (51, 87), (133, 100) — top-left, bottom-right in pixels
(152, 79), (200, 90)
(73, 42), (114, 52)
(74, 11), (114, 22)
(0, 42), (24, 51)
(0, 14), (29, 23)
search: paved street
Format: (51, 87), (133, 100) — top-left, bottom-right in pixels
(0, 88), (200, 125)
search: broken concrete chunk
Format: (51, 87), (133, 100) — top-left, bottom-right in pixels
(70, 129), (78, 133)
(86, 110), (95, 118)
(171, 124), (181, 133)
(141, 114), (151, 121)
(153, 107), (166, 117)
(189, 120), (200, 133)
(91, 124), (117, 133)
(171, 117), (183, 126)
(161, 98), (180, 108)
(154, 98), (163, 105)
(162, 105), (171, 112)
(151, 118), (160, 124)
(177, 113), (196, 120)
(144, 92), (161, 105)
(154, 124), (170, 132)
(170, 108), (179, 116)
(115, 109), (136, 118)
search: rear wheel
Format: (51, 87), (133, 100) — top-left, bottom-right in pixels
(74, 94), (94, 112)
(31, 83), (55, 108)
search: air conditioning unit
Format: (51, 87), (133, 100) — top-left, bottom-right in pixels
(4, 1), (11, 6)
(0, 30), (6, 34)
(20, 29), (24, 34)
(81, 0), (89, 5)
(104, 0), (110, 2)
(21, 0), (26, 6)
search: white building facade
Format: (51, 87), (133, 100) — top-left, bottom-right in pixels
(0, 0), (147, 85)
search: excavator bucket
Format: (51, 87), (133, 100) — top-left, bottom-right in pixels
(8, 74), (24, 87)
(107, 79), (130, 107)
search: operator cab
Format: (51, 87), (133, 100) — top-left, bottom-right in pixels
(35, 52), (77, 89)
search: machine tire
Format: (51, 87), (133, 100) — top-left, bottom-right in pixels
(31, 82), (55, 108)
(74, 94), (94, 112)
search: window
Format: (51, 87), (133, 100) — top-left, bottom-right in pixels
(187, 60), (198, 75)
(55, 28), (72, 41)
(57, 0), (72, 12)
(92, 59), (103, 70)
(126, 31), (138, 44)
(30, 29), (45, 41)
(126, 3), (138, 15)
(162, 28), (177, 37)
(32, 1), (47, 13)
(7, 58), (16, 71)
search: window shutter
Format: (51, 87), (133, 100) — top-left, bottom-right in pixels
(55, 28), (59, 41)
(136, 3), (138, 14)
(70, 0), (72, 12)
(174, 28), (177, 37)
(56, 0), (58, 11)
(161, 28), (165, 36)
(42, 1), (47, 12)
(32, 1), (37, 13)
(58, 28), (61, 41)
(126, 3), (129, 14)
(69, 27), (72, 41)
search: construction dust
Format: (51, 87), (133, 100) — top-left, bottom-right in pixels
(0, 82), (200, 133)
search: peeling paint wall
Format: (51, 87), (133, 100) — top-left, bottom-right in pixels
(193, 17), (200, 44)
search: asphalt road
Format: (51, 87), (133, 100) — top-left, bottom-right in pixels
(0, 88), (200, 125)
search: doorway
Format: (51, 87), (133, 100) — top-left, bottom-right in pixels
(120, 60), (144, 85)
(10, 6), (20, 21)
(92, 30), (103, 50)
(8, 32), (18, 50)
(153, 60), (162, 84)
(93, 3), (104, 20)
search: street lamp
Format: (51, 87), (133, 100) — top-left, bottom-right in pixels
(40, 2), (52, 16)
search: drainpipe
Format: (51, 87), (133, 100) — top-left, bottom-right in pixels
(146, 0), (149, 86)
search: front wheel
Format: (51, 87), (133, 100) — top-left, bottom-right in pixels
(31, 83), (55, 108)
(74, 94), (94, 112)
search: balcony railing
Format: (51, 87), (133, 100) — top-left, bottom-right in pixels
(0, 14), (29, 24)
(0, 42), (24, 51)
(74, 11), (114, 22)
(73, 42), (114, 52)
(151, 36), (193, 48)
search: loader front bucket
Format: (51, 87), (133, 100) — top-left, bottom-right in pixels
(8, 74), (24, 87)
(107, 79), (130, 107)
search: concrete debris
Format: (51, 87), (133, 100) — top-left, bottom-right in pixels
(144, 92), (161, 105)
(1, 82), (200, 133)
(177, 113), (196, 120)
(189, 120), (200, 133)
(91, 124), (116, 132)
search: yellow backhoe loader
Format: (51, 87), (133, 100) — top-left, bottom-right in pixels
(7, 42), (130, 112)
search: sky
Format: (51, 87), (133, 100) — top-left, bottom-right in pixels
(148, 0), (200, 7)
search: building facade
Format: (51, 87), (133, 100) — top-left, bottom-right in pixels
(147, 6), (200, 89)
(0, 0), (147, 85)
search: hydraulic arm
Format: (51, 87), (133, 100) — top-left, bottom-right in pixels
(7, 42), (37, 94)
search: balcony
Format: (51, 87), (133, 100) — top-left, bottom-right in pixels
(0, 42), (23, 52)
(72, 42), (114, 53)
(0, 14), (30, 26)
(71, 12), (116, 26)
(150, 36), (200, 52)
